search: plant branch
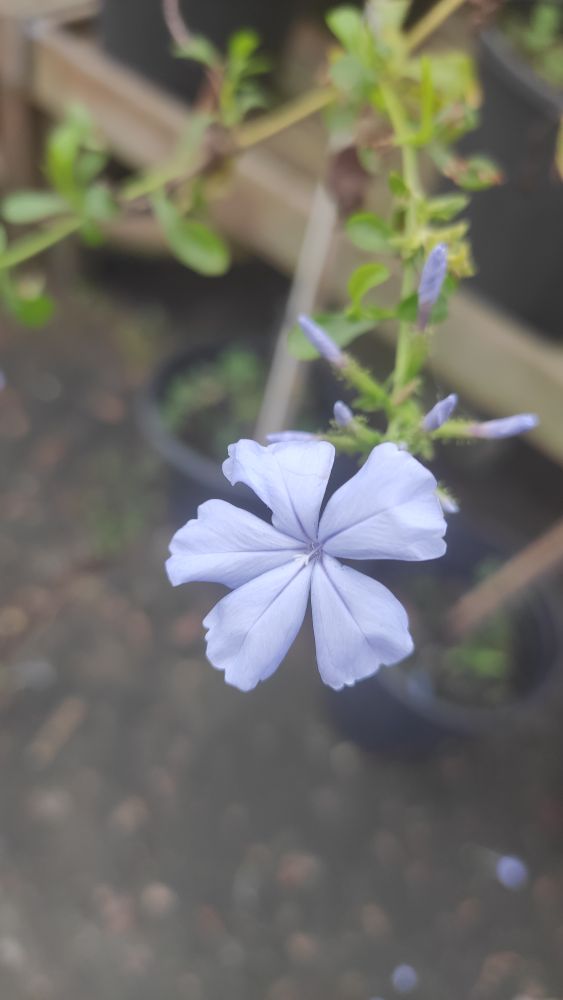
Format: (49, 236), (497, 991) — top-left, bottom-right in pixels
(162, 0), (191, 50)
(236, 85), (337, 149)
(405, 0), (468, 52)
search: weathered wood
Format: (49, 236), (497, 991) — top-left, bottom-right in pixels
(447, 515), (563, 640)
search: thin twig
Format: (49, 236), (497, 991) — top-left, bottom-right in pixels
(446, 515), (563, 641)
(162, 0), (191, 50)
(405, 0), (468, 52)
(253, 182), (338, 441)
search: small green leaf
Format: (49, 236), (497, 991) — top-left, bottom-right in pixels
(326, 6), (364, 51)
(2, 191), (67, 225)
(388, 171), (409, 198)
(45, 106), (97, 201)
(329, 53), (367, 93)
(424, 193), (469, 222)
(346, 212), (392, 253)
(442, 154), (503, 191)
(396, 293), (418, 322)
(348, 262), (389, 307)
(0, 272), (54, 327)
(75, 150), (108, 186)
(152, 192), (230, 276)
(83, 184), (117, 223)
(228, 28), (260, 62)
(175, 34), (220, 67)
(288, 312), (374, 360)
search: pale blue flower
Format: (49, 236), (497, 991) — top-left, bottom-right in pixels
(167, 440), (446, 692)
(422, 393), (458, 432)
(298, 314), (346, 368)
(333, 400), (354, 427)
(266, 430), (317, 443)
(470, 413), (539, 439)
(417, 243), (448, 329)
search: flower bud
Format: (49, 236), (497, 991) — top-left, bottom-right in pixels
(417, 243), (448, 329)
(333, 400), (354, 427)
(298, 315), (346, 369)
(421, 393), (458, 432)
(470, 413), (539, 439)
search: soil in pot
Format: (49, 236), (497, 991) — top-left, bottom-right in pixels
(457, 7), (563, 340)
(327, 517), (560, 755)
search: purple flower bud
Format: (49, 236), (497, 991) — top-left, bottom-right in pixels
(422, 393), (458, 432)
(333, 400), (354, 427)
(298, 315), (346, 368)
(266, 430), (317, 444)
(470, 413), (539, 440)
(417, 243), (448, 329)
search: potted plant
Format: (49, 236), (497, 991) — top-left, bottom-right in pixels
(138, 330), (336, 520)
(0, 0), (558, 753)
(459, 0), (563, 339)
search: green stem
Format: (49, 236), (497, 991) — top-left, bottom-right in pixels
(0, 217), (81, 271)
(380, 81), (423, 391)
(433, 419), (476, 440)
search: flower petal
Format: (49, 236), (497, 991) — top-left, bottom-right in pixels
(203, 559), (312, 691)
(318, 442), (446, 561)
(223, 439), (335, 542)
(311, 555), (413, 689)
(166, 499), (305, 590)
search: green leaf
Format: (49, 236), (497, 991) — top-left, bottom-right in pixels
(152, 192), (230, 276)
(288, 312), (374, 360)
(424, 193), (469, 222)
(388, 171), (409, 198)
(83, 184), (117, 223)
(2, 191), (67, 225)
(228, 28), (260, 62)
(346, 211), (392, 252)
(329, 52), (367, 93)
(442, 154), (503, 191)
(348, 262), (389, 307)
(45, 106), (96, 201)
(326, 6), (364, 51)
(75, 150), (108, 187)
(396, 293), (418, 323)
(0, 272), (54, 327)
(175, 34), (220, 67)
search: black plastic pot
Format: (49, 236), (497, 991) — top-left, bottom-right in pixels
(138, 339), (336, 525)
(326, 517), (561, 755)
(460, 27), (563, 339)
(100, 0), (299, 102)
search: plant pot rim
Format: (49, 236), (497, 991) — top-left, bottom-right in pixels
(356, 577), (562, 735)
(138, 340), (266, 502)
(481, 26), (563, 117)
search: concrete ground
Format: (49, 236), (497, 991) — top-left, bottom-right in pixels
(1, 261), (563, 1000)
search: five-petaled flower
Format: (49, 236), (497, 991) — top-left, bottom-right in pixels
(166, 440), (447, 691)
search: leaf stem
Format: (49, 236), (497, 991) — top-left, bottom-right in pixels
(0, 217), (82, 271)
(404, 0), (468, 53)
